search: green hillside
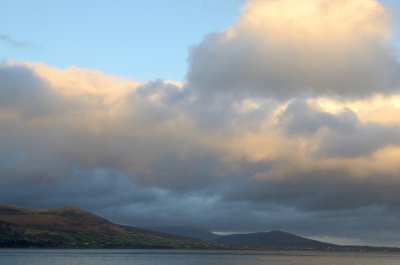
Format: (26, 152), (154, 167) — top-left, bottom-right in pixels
(0, 204), (215, 249)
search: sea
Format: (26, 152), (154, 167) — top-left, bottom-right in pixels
(0, 249), (399, 265)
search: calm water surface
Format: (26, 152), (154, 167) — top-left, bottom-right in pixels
(0, 249), (399, 265)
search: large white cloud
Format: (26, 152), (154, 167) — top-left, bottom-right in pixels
(186, 0), (400, 99)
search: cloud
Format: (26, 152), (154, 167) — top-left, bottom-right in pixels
(186, 0), (400, 99)
(279, 100), (358, 135)
(1, 60), (400, 246)
(279, 100), (400, 157)
(0, 63), (66, 118)
(319, 123), (400, 158)
(1, 0), (400, 247)
(0, 34), (31, 48)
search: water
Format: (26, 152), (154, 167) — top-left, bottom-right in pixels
(0, 249), (399, 265)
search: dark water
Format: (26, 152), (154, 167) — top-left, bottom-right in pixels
(0, 249), (399, 265)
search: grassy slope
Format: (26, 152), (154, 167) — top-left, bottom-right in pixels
(0, 204), (215, 249)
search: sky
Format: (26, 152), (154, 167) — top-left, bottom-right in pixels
(0, 0), (244, 81)
(1, 0), (400, 247)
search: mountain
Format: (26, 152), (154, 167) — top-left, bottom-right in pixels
(145, 226), (218, 241)
(214, 231), (336, 250)
(0, 204), (218, 249)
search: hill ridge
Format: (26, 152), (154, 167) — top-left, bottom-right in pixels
(0, 204), (215, 249)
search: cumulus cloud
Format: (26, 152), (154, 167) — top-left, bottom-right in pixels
(186, 0), (400, 99)
(1, 0), (400, 247)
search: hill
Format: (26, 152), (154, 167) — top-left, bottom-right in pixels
(0, 204), (217, 249)
(145, 227), (336, 250)
(145, 226), (400, 252)
(214, 231), (336, 250)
